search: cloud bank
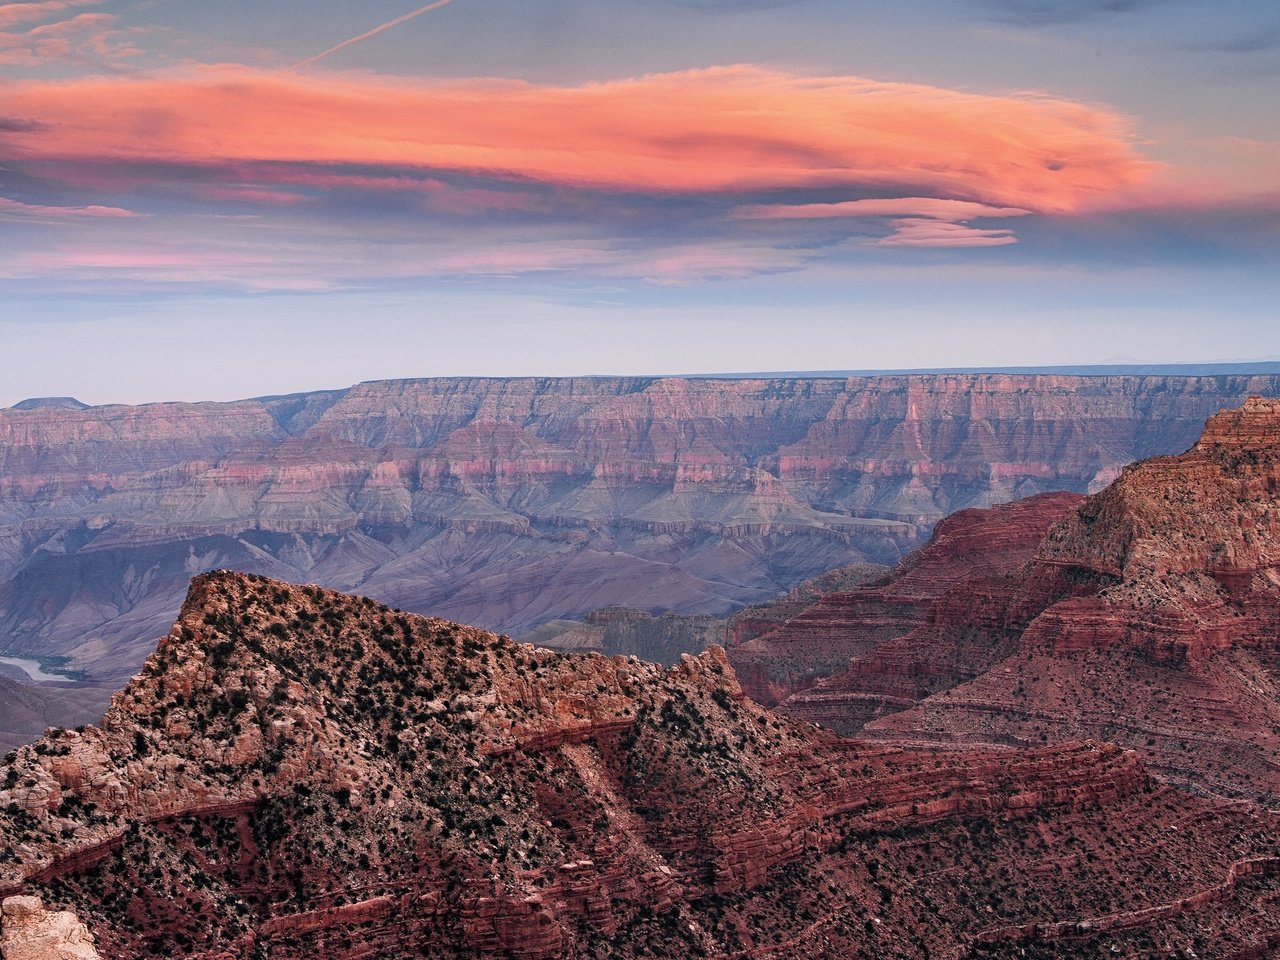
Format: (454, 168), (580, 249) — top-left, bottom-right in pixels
(2, 65), (1153, 213)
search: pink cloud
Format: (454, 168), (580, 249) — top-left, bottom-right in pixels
(0, 196), (138, 218)
(874, 219), (1019, 247)
(1, 65), (1154, 213)
(736, 197), (1033, 220)
(0, 0), (100, 29)
(0, 6), (139, 66)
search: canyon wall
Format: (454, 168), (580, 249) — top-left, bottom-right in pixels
(739, 397), (1280, 802)
(3, 373), (1279, 683)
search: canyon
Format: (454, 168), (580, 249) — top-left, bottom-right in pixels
(734, 397), (1280, 802)
(1, 397), (1279, 954)
(5, 372), (1280, 695)
(2, 570), (1280, 957)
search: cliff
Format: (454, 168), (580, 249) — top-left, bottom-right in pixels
(1, 572), (1279, 956)
(729, 491), (1083, 707)
(3, 372), (1278, 697)
(753, 398), (1280, 802)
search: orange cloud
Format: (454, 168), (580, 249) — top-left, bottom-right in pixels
(1, 65), (1154, 213)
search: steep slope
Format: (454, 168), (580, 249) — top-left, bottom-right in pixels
(3, 373), (1279, 683)
(1, 572), (1279, 957)
(729, 492), (1083, 707)
(769, 398), (1280, 802)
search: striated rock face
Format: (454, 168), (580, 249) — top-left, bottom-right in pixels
(759, 398), (1280, 802)
(0, 896), (100, 960)
(3, 373), (1279, 696)
(729, 491), (1083, 707)
(1, 572), (1279, 956)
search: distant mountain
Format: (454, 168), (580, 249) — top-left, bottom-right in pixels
(3, 571), (1280, 957)
(3, 373), (1280, 683)
(0, 676), (113, 753)
(690, 361), (1280, 378)
(8, 397), (89, 411)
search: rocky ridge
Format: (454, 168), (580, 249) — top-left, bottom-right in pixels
(1, 572), (1279, 956)
(729, 492), (1083, 708)
(742, 398), (1280, 802)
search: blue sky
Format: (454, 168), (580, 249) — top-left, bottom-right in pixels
(1, 0), (1277, 404)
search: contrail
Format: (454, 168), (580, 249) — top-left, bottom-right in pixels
(290, 0), (457, 69)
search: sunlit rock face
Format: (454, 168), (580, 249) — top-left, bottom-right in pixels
(1, 570), (1279, 957)
(0, 896), (100, 960)
(5, 373), (1277, 685)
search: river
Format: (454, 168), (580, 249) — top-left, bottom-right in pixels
(0, 656), (75, 683)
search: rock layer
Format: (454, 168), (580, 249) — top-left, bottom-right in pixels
(1, 572), (1279, 957)
(3, 373), (1279, 689)
(751, 398), (1280, 802)
(730, 491), (1083, 708)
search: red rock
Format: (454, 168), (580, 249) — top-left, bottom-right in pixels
(0, 572), (1277, 956)
(729, 491), (1082, 708)
(760, 398), (1280, 802)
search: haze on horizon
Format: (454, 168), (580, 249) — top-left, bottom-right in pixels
(1, 0), (1277, 406)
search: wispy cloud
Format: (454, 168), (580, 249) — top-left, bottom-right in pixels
(0, 0), (101, 29)
(291, 0), (458, 69)
(736, 198), (1033, 220)
(0, 4), (147, 67)
(976, 0), (1162, 26)
(875, 218), (1019, 247)
(0, 196), (139, 219)
(737, 196), (1033, 246)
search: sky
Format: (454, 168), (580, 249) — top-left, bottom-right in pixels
(1, 0), (1278, 405)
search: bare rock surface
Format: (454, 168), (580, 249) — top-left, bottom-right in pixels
(0, 896), (99, 960)
(729, 491), (1082, 707)
(744, 398), (1280, 803)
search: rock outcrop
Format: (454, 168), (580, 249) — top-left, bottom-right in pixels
(3, 372), (1278, 695)
(751, 398), (1280, 802)
(0, 896), (100, 960)
(0, 572), (1278, 956)
(729, 491), (1083, 707)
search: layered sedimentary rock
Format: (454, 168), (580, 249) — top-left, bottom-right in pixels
(1, 572), (1279, 957)
(4, 373), (1279, 694)
(758, 398), (1280, 802)
(730, 492), (1083, 707)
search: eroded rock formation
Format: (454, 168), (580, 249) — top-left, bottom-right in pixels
(729, 491), (1083, 708)
(746, 398), (1280, 802)
(0, 572), (1278, 956)
(0, 896), (100, 960)
(4, 373), (1278, 691)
